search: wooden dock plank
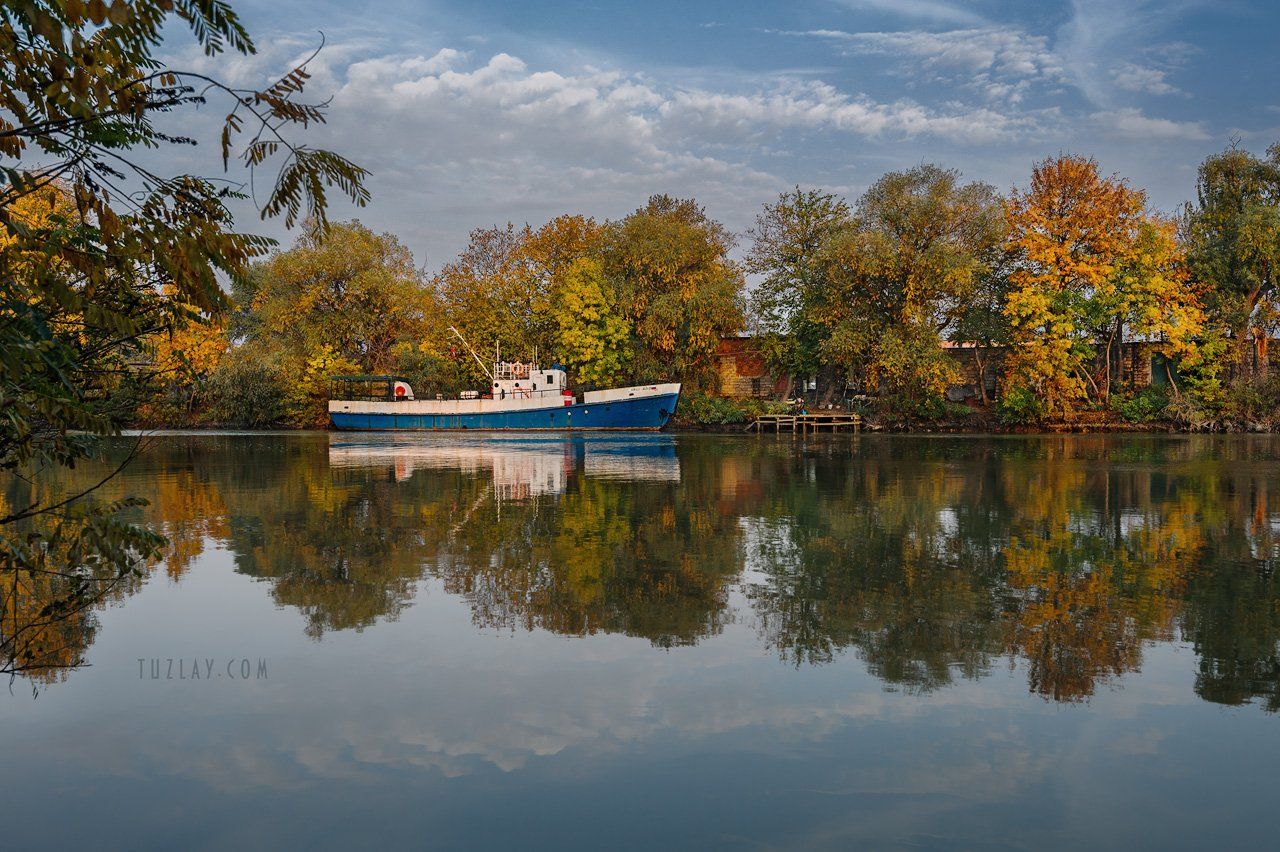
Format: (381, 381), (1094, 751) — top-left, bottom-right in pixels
(749, 412), (862, 433)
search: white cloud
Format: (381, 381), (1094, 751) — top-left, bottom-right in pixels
(1091, 108), (1208, 141)
(1057, 0), (1206, 106)
(151, 22), (1216, 267)
(660, 81), (1034, 143)
(268, 47), (1040, 263)
(1111, 62), (1181, 96)
(835, 0), (984, 26)
(774, 27), (1063, 104)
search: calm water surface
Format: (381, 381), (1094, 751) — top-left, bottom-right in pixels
(3, 433), (1279, 850)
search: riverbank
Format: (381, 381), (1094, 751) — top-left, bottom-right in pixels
(667, 421), (1196, 434)
(667, 401), (1274, 434)
(132, 417), (1270, 435)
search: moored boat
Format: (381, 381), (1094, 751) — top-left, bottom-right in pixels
(328, 362), (680, 431)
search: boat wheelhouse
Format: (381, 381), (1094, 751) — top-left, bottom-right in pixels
(328, 375), (417, 402)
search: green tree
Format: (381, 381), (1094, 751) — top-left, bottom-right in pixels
(745, 187), (850, 395)
(0, 0), (366, 675)
(232, 220), (428, 425)
(951, 245), (1015, 406)
(603, 195), (744, 387)
(816, 165), (1004, 413)
(1185, 142), (1280, 380)
(251, 220), (426, 373)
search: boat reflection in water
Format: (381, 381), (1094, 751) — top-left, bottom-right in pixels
(320, 431), (719, 647)
(327, 432), (681, 498)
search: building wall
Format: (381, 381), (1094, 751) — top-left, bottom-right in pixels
(713, 337), (789, 398)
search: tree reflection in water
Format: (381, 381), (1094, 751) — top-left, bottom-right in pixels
(2, 433), (1278, 710)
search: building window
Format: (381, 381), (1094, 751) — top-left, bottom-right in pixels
(751, 378), (762, 396)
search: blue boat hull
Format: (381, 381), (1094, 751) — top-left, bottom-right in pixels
(330, 392), (680, 431)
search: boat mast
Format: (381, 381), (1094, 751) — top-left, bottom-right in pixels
(448, 326), (494, 381)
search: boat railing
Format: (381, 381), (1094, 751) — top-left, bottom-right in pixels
(493, 362), (534, 381)
(491, 386), (565, 401)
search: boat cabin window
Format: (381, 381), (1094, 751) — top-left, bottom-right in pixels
(329, 375), (413, 402)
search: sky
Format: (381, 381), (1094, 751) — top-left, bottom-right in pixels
(163, 0), (1280, 270)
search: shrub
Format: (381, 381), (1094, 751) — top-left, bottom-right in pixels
(1223, 375), (1280, 427)
(208, 354), (285, 428)
(678, 391), (750, 426)
(881, 392), (947, 421)
(1165, 393), (1217, 430)
(282, 345), (359, 428)
(1112, 386), (1169, 423)
(996, 385), (1044, 425)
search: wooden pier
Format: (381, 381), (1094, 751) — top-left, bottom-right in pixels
(750, 412), (862, 433)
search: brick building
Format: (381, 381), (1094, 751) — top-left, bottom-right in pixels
(713, 335), (790, 398)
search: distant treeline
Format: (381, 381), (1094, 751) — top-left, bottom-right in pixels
(108, 143), (1280, 428)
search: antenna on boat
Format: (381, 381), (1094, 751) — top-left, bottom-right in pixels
(448, 326), (494, 381)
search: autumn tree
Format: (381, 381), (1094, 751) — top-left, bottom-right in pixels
(1004, 156), (1204, 412)
(142, 311), (231, 424)
(435, 215), (605, 384)
(1112, 217), (1209, 397)
(249, 220), (426, 371)
(1004, 156), (1143, 410)
(815, 165), (1005, 413)
(1184, 142), (1280, 378)
(746, 187), (850, 395)
(551, 256), (631, 386)
(226, 221), (428, 425)
(602, 195), (744, 388)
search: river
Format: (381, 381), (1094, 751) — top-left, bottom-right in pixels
(2, 432), (1278, 849)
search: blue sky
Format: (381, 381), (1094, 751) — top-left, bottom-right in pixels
(172, 0), (1280, 267)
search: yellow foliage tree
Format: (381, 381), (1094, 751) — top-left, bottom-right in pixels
(0, 182), (76, 271)
(434, 215), (605, 383)
(1003, 155), (1200, 411)
(0, 183), (83, 338)
(284, 344), (360, 428)
(552, 257), (631, 386)
(1113, 218), (1208, 384)
(143, 314), (231, 422)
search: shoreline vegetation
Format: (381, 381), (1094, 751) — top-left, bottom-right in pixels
(664, 391), (1270, 433)
(113, 145), (1280, 434)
